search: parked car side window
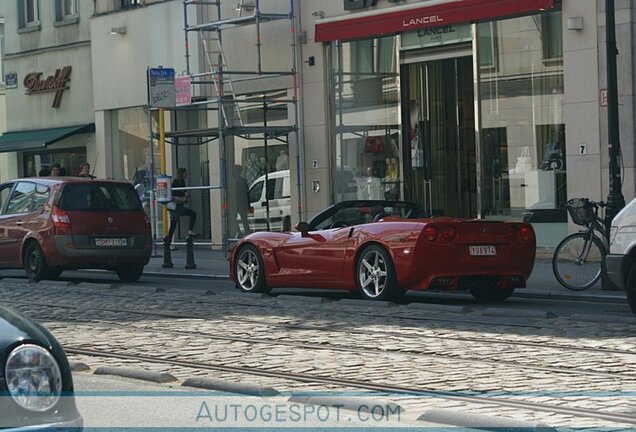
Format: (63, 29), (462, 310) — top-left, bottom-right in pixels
(266, 177), (288, 200)
(31, 184), (50, 211)
(6, 182), (36, 214)
(0, 184), (14, 215)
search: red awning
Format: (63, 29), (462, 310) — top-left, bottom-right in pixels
(315, 0), (555, 42)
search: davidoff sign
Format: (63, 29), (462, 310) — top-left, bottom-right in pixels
(23, 66), (72, 108)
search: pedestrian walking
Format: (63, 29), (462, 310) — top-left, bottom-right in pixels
(164, 167), (198, 250)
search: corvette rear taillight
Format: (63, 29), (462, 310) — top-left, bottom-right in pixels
(441, 226), (457, 241)
(51, 206), (71, 235)
(519, 226), (533, 242)
(508, 225), (518, 241)
(423, 225), (439, 241)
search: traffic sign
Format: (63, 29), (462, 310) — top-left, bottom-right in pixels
(148, 67), (176, 108)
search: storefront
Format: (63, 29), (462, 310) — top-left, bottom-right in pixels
(318, 0), (565, 246)
(0, 1), (95, 182)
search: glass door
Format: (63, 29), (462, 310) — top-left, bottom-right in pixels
(403, 56), (476, 218)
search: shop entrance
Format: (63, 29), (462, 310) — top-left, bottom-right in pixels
(402, 54), (477, 218)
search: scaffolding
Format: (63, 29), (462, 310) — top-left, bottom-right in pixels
(159, 0), (301, 253)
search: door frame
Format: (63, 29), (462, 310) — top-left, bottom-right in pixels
(399, 45), (477, 218)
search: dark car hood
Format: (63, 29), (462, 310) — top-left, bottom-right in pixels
(0, 305), (55, 351)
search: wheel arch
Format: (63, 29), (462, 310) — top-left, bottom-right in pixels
(352, 241), (395, 276)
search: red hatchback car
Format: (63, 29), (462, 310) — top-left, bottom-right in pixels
(0, 177), (152, 282)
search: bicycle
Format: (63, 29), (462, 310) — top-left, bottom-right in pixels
(552, 198), (608, 291)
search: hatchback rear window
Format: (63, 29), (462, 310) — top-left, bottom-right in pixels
(59, 183), (141, 211)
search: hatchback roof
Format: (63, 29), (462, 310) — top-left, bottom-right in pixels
(4, 177), (130, 186)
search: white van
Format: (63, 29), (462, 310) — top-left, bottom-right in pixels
(607, 198), (636, 314)
(247, 170), (291, 232)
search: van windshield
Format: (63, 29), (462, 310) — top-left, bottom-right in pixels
(59, 183), (142, 211)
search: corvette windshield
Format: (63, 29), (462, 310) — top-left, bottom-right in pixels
(310, 201), (421, 230)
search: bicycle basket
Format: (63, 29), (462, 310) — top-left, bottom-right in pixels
(567, 198), (595, 226)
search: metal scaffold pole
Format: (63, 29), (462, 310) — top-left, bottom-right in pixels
(181, 0), (302, 249)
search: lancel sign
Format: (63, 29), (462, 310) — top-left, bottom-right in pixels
(23, 66), (72, 108)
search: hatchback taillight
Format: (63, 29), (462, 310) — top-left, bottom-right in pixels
(51, 206), (71, 235)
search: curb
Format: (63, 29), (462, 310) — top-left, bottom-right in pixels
(406, 303), (474, 314)
(482, 308), (558, 319)
(78, 282), (117, 290)
(182, 377), (279, 396)
(93, 366), (177, 383)
(69, 361), (91, 372)
(418, 408), (554, 431)
(568, 313), (636, 324)
(0, 277), (33, 285)
(144, 270), (228, 280)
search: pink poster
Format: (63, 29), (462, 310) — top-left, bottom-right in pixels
(175, 76), (192, 105)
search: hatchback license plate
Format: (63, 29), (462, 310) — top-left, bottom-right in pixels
(469, 245), (496, 256)
(95, 238), (127, 247)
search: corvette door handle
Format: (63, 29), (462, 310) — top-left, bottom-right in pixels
(14, 221), (24, 226)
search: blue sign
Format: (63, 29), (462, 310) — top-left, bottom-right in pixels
(147, 67), (176, 108)
(149, 68), (175, 79)
(5, 73), (17, 89)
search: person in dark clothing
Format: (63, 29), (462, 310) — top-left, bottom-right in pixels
(164, 167), (198, 250)
(234, 165), (251, 237)
(78, 162), (96, 179)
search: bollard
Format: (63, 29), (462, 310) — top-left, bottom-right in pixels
(162, 239), (174, 268)
(185, 236), (197, 270)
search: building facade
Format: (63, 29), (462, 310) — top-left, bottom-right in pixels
(0, 0), (634, 250)
(0, 0), (95, 181)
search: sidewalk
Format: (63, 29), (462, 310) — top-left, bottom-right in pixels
(144, 244), (627, 302)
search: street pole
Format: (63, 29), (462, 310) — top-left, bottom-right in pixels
(601, 0), (625, 291)
(604, 0), (625, 234)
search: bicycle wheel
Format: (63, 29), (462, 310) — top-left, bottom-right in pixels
(552, 233), (605, 291)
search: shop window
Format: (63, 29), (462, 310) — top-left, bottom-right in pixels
(18, 0), (40, 30)
(331, 36), (402, 204)
(56, 0), (79, 23)
(540, 11), (563, 65)
(478, 22), (498, 72)
(478, 14), (566, 247)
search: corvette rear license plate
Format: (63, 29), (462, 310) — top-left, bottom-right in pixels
(469, 245), (496, 256)
(95, 238), (127, 247)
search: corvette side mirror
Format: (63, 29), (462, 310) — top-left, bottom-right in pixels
(295, 222), (310, 234)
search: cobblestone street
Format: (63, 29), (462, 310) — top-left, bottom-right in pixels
(3, 278), (636, 429)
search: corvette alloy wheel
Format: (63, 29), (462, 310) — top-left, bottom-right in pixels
(235, 244), (269, 293)
(356, 245), (399, 300)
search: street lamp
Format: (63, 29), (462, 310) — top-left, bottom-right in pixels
(604, 0), (625, 234)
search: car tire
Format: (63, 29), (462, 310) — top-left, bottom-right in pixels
(49, 267), (64, 279)
(116, 264), (144, 283)
(235, 244), (270, 293)
(24, 242), (51, 282)
(355, 244), (401, 301)
(626, 266), (636, 316)
(469, 285), (515, 302)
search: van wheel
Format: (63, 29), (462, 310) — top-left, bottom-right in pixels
(626, 266), (636, 316)
(24, 242), (51, 282)
(116, 264), (144, 283)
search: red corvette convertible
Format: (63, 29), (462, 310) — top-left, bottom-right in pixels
(229, 201), (536, 302)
